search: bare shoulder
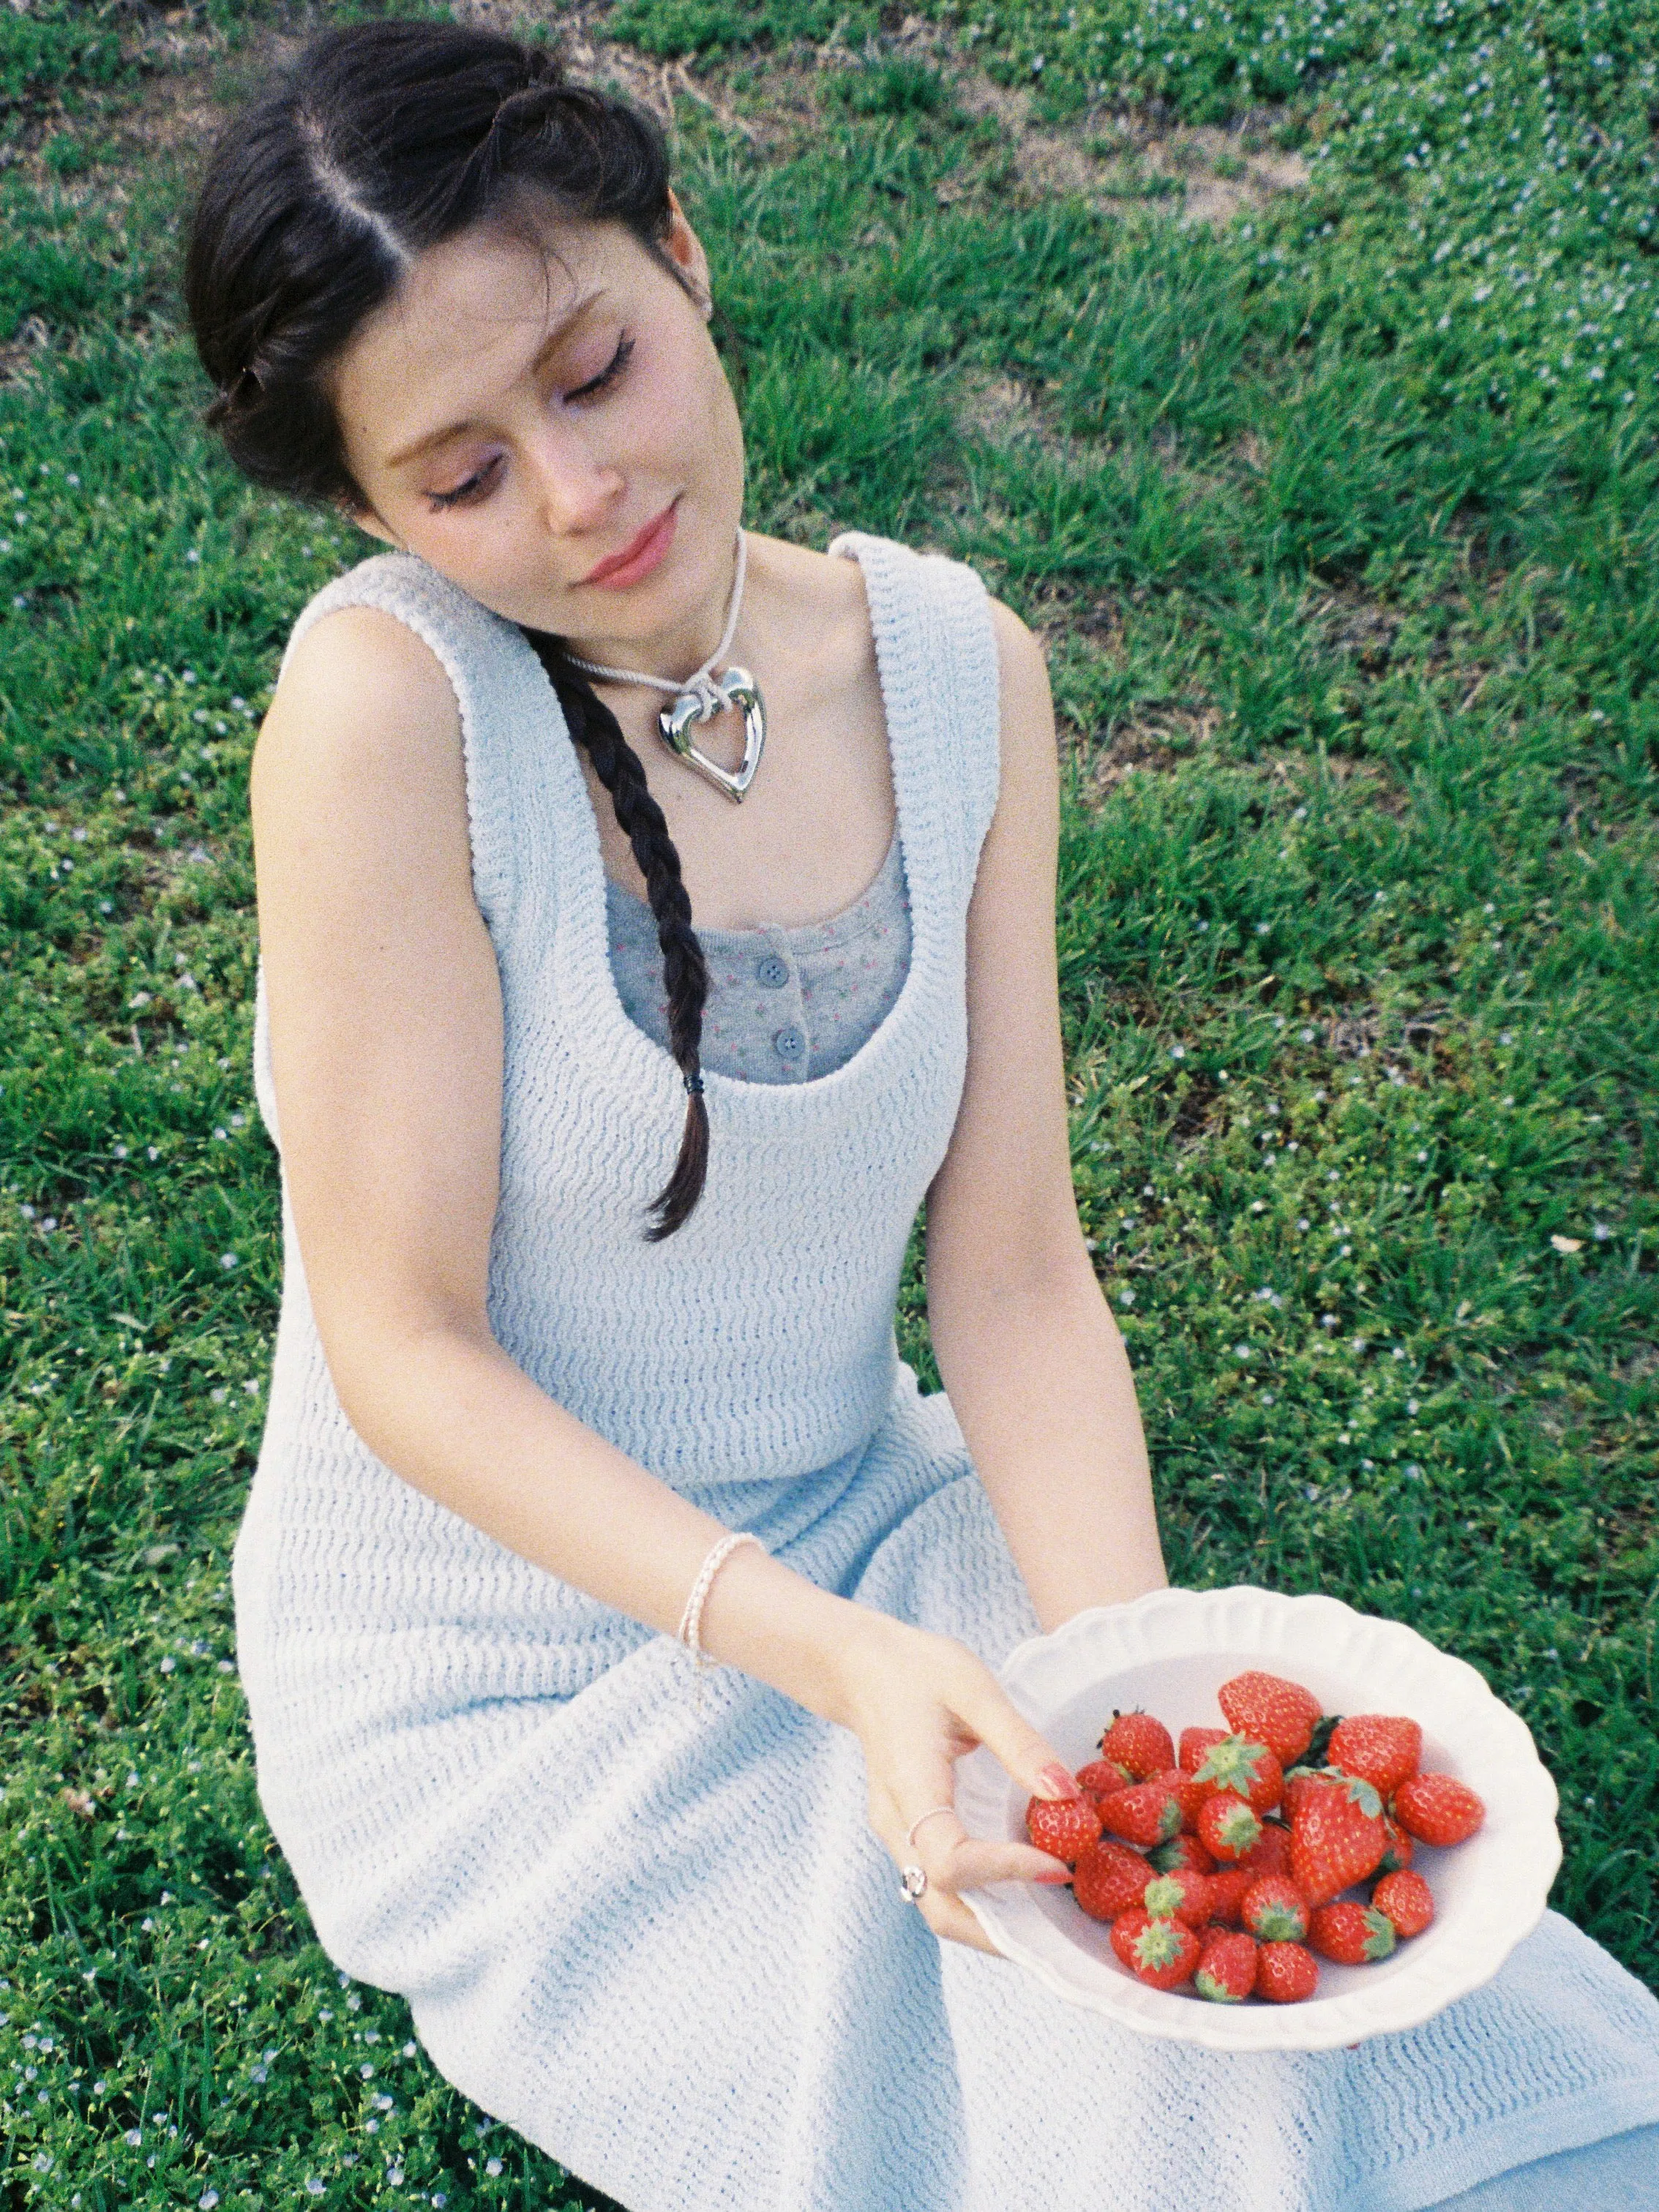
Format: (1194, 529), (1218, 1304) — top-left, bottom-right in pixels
(256, 601), (460, 788)
(984, 595), (1057, 789)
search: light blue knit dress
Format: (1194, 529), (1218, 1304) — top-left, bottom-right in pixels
(234, 533), (1659, 2212)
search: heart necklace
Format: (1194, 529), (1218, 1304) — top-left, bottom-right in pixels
(565, 528), (764, 804)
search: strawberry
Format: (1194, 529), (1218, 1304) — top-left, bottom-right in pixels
(1073, 1837), (1153, 1922)
(1218, 1671), (1323, 1766)
(1280, 1766), (1327, 1823)
(1100, 1776), (1183, 1848)
(1025, 1793), (1103, 1866)
(1191, 1733), (1284, 1815)
(1196, 1790), (1262, 1862)
(1289, 1772), (1387, 1905)
(1148, 1832), (1216, 1878)
(1075, 1758), (1136, 1803)
(1309, 1902), (1397, 1965)
(1098, 1711), (1176, 1782)
(1393, 1773), (1485, 1847)
(1372, 1869), (1435, 1940)
(1240, 1875), (1310, 1943)
(1204, 1866), (1254, 1926)
(1255, 1941), (1320, 2003)
(1194, 1929), (1259, 2003)
(1110, 1907), (1200, 1991)
(1180, 1725), (1229, 1774)
(1142, 1869), (1213, 1930)
(1377, 1815), (1415, 1875)
(1327, 1714), (1423, 1799)
(1235, 1821), (1294, 1879)
(1149, 1765), (1209, 1832)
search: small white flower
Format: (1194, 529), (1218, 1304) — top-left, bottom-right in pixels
(146, 1145), (160, 1161)
(160, 1656), (176, 1673)
(1169, 1042), (1186, 1060)
(186, 549), (201, 563)
(124, 2129), (142, 2147)
(1118, 1287), (1134, 1306)
(485, 2159), (503, 2178)
(220, 1252), (239, 1270)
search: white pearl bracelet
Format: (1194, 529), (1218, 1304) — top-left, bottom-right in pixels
(676, 1530), (764, 1672)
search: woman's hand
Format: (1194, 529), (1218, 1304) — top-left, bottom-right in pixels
(829, 1612), (1083, 1955)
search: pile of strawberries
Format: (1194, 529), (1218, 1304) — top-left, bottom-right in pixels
(1025, 1670), (1486, 2005)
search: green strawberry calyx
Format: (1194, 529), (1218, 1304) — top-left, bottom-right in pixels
(1193, 1733), (1270, 1796)
(1194, 1966), (1246, 2003)
(1134, 1918), (1189, 1971)
(1360, 1907), (1398, 1960)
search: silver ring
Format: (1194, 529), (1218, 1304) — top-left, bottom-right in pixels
(899, 1864), (928, 1902)
(905, 1804), (956, 1852)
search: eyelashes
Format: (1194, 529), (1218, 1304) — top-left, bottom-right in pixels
(424, 332), (637, 511)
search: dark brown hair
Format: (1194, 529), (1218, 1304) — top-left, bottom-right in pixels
(185, 18), (711, 1237)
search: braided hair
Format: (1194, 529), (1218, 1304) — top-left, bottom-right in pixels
(184, 18), (713, 1237)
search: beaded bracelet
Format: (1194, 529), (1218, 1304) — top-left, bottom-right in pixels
(676, 1530), (764, 1673)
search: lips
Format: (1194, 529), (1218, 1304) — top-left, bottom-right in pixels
(581, 500), (678, 587)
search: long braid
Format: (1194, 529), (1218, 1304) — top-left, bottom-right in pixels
(523, 630), (711, 1240)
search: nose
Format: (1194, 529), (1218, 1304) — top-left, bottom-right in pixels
(526, 424), (623, 537)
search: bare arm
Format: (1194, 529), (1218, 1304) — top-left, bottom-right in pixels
(924, 600), (1169, 1632)
(252, 606), (1081, 1952)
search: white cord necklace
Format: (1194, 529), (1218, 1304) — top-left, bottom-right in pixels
(566, 528), (764, 804)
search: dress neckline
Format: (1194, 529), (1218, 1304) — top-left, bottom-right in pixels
(603, 817), (904, 951)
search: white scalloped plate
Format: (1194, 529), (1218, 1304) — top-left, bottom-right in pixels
(954, 1585), (1560, 2051)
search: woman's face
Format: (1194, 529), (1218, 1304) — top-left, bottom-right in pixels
(331, 197), (744, 657)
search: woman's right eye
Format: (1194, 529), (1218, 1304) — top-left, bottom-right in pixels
(427, 454), (502, 511)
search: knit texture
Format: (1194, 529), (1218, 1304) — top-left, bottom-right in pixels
(234, 534), (1659, 2212)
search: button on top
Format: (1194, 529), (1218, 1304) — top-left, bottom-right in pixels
(755, 953), (790, 989)
(772, 1024), (806, 1062)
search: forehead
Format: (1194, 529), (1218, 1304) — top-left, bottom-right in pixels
(332, 214), (635, 449)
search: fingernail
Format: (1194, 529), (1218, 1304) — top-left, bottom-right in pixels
(1037, 1762), (1084, 1801)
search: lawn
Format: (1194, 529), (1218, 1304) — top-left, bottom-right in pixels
(1, 0), (1655, 2206)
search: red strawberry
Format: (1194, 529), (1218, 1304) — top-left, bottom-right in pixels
(1309, 1902), (1397, 1965)
(1377, 1815), (1415, 1875)
(1075, 1758), (1136, 1803)
(1142, 1869), (1213, 1930)
(1393, 1773), (1485, 1847)
(1218, 1671), (1323, 1766)
(1235, 1822), (1294, 1879)
(1025, 1793), (1103, 1866)
(1196, 1791), (1262, 1862)
(1289, 1772), (1387, 1905)
(1327, 1714), (1423, 1799)
(1100, 1777), (1183, 1848)
(1240, 1875), (1310, 1943)
(1110, 1908), (1200, 1991)
(1098, 1711), (1176, 1782)
(1148, 1832), (1216, 1878)
(1180, 1725), (1229, 1774)
(1149, 1765), (1209, 1832)
(1280, 1767), (1326, 1823)
(1073, 1838), (1153, 1922)
(1255, 1941), (1320, 2003)
(1372, 1869), (1435, 1940)
(1194, 1929), (1258, 2003)
(1191, 1733), (1284, 1815)
(1205, 1866), (1254, 1926)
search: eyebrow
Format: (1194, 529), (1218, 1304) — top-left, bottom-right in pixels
(382, 288), (606, 470)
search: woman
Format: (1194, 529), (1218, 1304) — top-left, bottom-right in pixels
(187, 19), (1659, 2210)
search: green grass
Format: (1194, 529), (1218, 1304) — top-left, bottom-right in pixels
(2, 1), (1656, 2205)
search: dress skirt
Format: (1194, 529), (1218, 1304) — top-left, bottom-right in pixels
(232, 1366), (1659, 2212)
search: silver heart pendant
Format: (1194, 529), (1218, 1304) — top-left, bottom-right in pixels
(658, 666), (765, 803)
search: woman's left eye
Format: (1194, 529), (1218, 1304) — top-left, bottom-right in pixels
(564, 333), (634, 405)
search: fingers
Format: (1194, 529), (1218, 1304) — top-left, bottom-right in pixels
(951, 1659), (1083, 1815)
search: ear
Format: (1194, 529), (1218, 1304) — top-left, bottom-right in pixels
(663, 189), (713, 314)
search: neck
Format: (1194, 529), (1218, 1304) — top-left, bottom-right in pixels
(567, 528), (746, 691)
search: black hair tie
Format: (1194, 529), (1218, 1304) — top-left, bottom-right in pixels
(684, 1073), (705, 1096)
